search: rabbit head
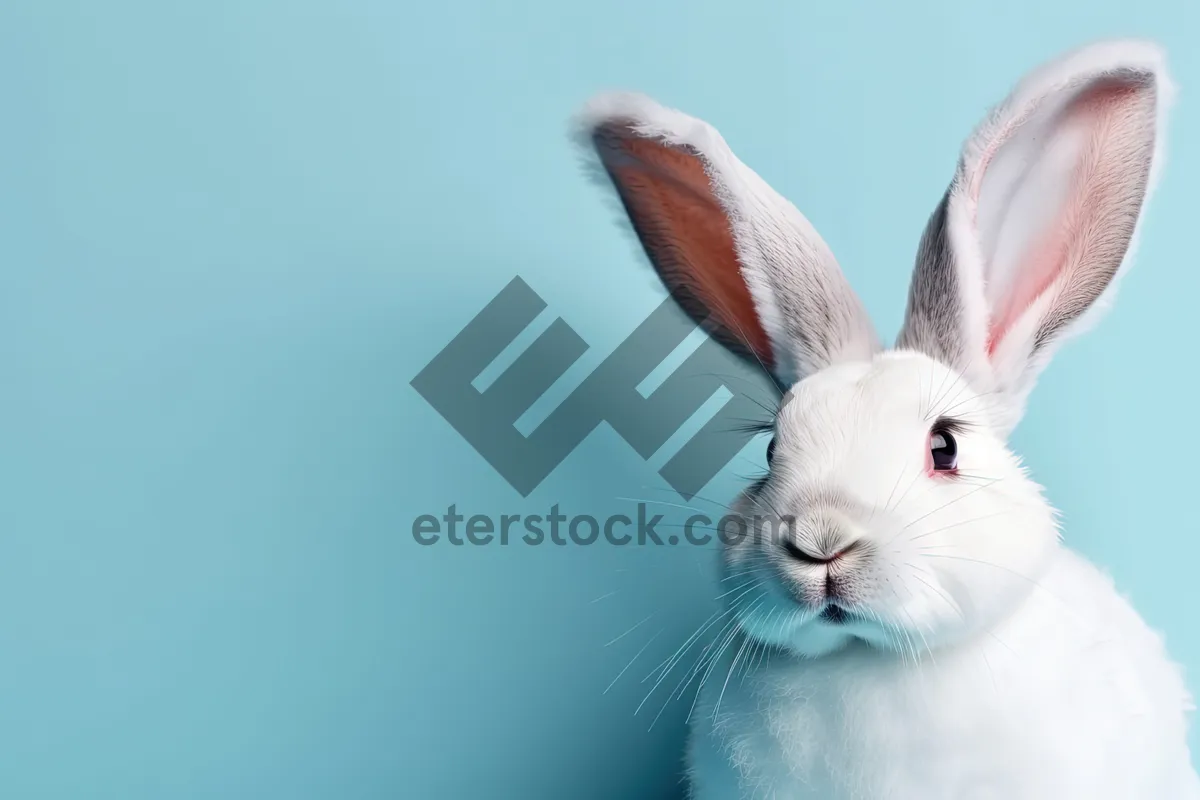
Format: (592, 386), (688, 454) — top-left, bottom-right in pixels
(579, 40), (1171, 658)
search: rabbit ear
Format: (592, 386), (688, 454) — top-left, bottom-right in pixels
(898, 40), (1173, 434)
(579, 92), (880, 386)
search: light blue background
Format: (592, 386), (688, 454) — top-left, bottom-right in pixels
(2, 1), (1197, 798)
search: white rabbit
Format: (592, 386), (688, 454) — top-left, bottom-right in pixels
(578, 40), (1199, 799)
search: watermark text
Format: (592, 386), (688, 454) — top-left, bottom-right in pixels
(411, 504), (797, 547)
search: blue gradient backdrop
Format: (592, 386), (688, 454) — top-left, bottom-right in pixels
(1, 1), (1198, 798)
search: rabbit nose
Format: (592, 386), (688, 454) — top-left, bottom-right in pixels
(782, 538), (860, 565)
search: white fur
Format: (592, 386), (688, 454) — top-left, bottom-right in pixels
(689, 352), (1198, 798)
(578, 38), (1195, 800)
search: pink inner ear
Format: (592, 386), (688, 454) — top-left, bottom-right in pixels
(985, 220), (1071, 357)
(979, 79), (1151, 356)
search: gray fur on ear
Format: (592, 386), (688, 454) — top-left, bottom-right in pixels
(577, 92), (880, 387)
(897, 39), (1172, 435)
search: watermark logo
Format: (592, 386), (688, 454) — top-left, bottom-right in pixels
(410, 277), (777, 500)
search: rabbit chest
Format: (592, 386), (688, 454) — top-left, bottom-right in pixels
(688, 560), (1195, 799)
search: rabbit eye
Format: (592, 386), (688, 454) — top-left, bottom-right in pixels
(766, 436), (777, 465)
(929, 428), (958, 472)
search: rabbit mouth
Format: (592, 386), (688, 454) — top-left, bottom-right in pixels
(818, 604), (859, 625)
